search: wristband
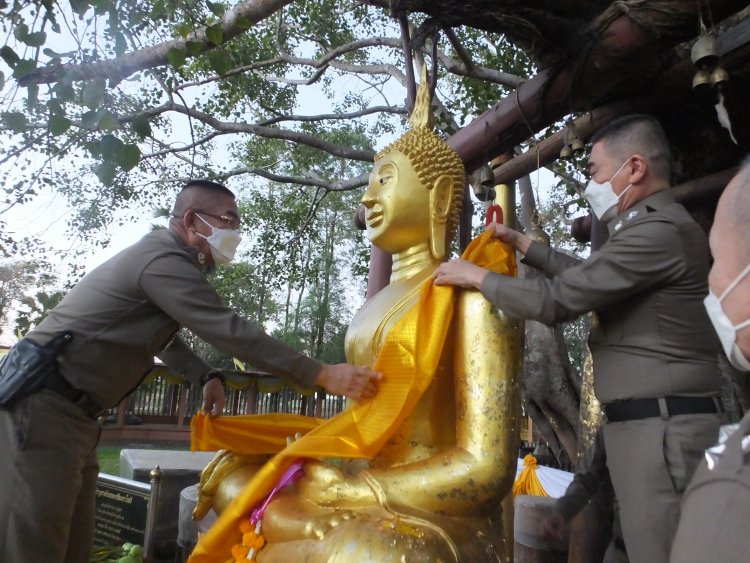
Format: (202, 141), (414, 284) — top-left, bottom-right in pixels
(200, 371), (226, 386)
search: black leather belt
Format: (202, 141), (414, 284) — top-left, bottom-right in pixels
(43, 370), (105, 420)
(604, 396), (723, 423)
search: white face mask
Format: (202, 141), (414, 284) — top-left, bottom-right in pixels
(583, 158), (633, 223)
(195, 213), (242, 265)
(704, 263), (750, 371)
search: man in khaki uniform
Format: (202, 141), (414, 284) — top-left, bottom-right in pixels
(670, 159), (750, 563)
(0, 180), (381, 563)
(435, 114), (723, 563)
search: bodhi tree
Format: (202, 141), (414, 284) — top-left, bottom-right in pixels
(8, 0), (736, 466)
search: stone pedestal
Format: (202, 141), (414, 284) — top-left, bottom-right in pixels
(119, 449), (216, 557)
(175, 483), (217, 563)
(514, 495), (568, 563)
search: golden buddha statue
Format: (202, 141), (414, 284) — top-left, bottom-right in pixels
(191, 68), (523, 563)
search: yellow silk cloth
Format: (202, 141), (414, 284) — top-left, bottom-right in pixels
(189, 230), (516, 563)
(512, 454), (550, 498)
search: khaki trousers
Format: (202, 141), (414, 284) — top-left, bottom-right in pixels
(0, 389), (100, 563)
(670, 413), (750, 563)
(603, 413), (722, 563)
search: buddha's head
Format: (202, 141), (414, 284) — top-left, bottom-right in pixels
(362, 68), (465, 260)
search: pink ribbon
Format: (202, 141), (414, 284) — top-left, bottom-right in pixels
(250, 459), (305, 526)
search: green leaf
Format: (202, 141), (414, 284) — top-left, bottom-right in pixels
(82, 82), (105, 109)
(49, 114), (72, 135)
(47, 98), (63, 114)
(13, 23), (29, 42)
(94, 161), (117, 186)
(53, 81), (75, 102)
(151, 0), (166, 18)
(131, 114), (151, 138)
(99, 134), (124, 161)
(43, 48), (61, 61)
(26, 84), (39, 109)
(206, 1), (225, 17)
(175, 23), (192, 39)
(0, 46), (20, 67)
(23, 31), (47, 47)
(43, 48), (76, 60)
(12, 59), (36, 79)
(97, 110), (119, 132)
(235, 15), (254, 30)
(69, 0), (90, 17)
(2, 111), (27, 133)
(166, 47), (186, 69)
(205, 25), (223, 46)
(80, 110), (99, 128)
(91, 0), (108, 15)
(185, 41), (203, 56)
(84, 139), (101, 157)
(116, 144), (141, 171)
(114, 32), (128, 55)
(207, 51), (231, 76)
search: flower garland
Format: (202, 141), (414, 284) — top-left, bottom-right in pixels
(230, 519), (265, 562)
(229, 459), (305, 562)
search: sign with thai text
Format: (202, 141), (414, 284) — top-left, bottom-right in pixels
(93, 473), (151, 547)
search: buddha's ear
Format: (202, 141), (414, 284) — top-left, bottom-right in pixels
(429, 175), (453, 259)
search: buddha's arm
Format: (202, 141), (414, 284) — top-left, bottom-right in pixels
(363, 290), (522, 515)
(297, 290), (523, 516)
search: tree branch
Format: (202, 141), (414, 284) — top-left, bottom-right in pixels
(257, 105), (407, 126)
(18, 0), (295, 86)
(118, 101), (377, 162)
(217, 168), (368, 192)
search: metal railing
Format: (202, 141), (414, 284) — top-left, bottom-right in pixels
(110, 375), (346, 426)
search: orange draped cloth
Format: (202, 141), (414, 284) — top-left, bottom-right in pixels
(189, 230), (516, 562)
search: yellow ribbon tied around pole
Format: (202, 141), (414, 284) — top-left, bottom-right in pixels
(512, 454), (550, 498)
(189, 229), (516, 562)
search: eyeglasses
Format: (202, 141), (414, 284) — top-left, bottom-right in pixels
(193, 209), (241, 231)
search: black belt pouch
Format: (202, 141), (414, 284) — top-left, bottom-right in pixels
(0, 332), (72, 409)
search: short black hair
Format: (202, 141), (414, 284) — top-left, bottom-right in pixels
(172, 179), (236, 217)
(182, 179), (235, 199)
(591, 114), (671, 181)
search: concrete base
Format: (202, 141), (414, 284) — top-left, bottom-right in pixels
(119, 449), (216, 557)
(514, 495), (568, 563)
(176, 483), (218, 562)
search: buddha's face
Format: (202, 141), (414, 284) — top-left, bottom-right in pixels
(363, 150), (431, 254)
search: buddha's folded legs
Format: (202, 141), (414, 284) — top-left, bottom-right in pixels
(258, 491), (507, 563)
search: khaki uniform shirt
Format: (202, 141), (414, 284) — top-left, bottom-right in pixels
(29, 229), (322, 408)
(481, 190), (720, 403)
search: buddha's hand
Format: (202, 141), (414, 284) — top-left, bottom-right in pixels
(297, 460), (377, 508)
(434, 258), (487, 289)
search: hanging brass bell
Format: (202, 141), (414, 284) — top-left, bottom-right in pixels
(566, 123), (585, 154)
(560, 144), (573, 159)
(478, 164), (495, 188)
(690, 34), (719, 69)
(472, 164), (495, 201)
(710, 66), (729, 88)
(525, 213), (550, 246)
(692, 69), (712, 92)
